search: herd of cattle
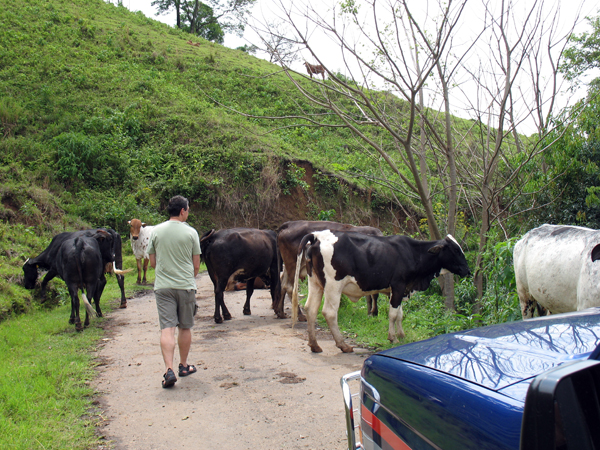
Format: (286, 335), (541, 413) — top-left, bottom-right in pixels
(21, 220), (600, 352)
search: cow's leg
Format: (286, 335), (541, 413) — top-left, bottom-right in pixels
(142, 257), (149, 284)
(366, 294), (380, 317)
(40, 269), (58, 301)
(214, 278), (231, 323)
(388, 288), (407, 343)
(136, 258), (143, 284)
(68, 285), (83, 332)
(117, 273), (127, 308)
(279, 268), (289, 312)
(305, 279), (325, 353)
(388, 301), (405, 342)
(94, 274), (106, 317)
(321, 286), (353, 353)
(243, 278), (255, 315)
(518, 286), (538, 319)
(270, 262), (285, 319)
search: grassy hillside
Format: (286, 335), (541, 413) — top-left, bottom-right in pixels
(0, 0), (397, 231)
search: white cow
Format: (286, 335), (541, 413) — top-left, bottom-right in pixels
(514, 224), (600, 319)
(128, 218), (155, 285)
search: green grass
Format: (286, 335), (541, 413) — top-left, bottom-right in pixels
(0, 275), (128, 449)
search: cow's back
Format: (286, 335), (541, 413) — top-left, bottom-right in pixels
(203, 228), (277, 274)
(514, 224), (600, 314)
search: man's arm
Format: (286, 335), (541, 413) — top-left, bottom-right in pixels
(193, 254), (200, 277)
(149, 253), (156, 269)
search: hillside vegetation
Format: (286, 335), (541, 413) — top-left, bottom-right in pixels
(1, 0), (419, 317)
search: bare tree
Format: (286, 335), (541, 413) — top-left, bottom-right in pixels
(228, 0), (584, 308)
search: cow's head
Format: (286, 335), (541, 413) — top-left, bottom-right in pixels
(22, 259), (38, 289)
(93, 230), (116, 263)
(429, 235), (471, 278)
(128, 219), (146, 241)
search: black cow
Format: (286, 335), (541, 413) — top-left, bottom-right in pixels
(53, 231), (115, 331)
(277, 220), (383, 319)
(23, 228), (128, 307)
(292, 230), (471, 353)
(200, 228), (282, 323)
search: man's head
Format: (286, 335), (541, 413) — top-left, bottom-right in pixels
(167, 195), (189, 218)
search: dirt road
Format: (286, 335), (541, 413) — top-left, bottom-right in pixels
(94, 273), (371, 449)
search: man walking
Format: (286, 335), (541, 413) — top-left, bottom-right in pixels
(148, 195), (201, 388)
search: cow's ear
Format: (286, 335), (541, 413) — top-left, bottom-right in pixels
(142, 223), (147, 227)
(592, 244), (600, 262)
(428, 244), (443, 254)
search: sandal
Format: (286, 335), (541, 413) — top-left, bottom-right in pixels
(178, 363), (197, 377)
(162, 368), (177, 388)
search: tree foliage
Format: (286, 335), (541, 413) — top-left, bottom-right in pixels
(151, 0), (256, 43)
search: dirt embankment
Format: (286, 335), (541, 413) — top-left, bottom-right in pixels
(93, 272), (371, 450)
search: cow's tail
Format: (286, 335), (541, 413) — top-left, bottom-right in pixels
(109, 261), (133, 275)
(74, 237), (97, 318)
(292, 233), (316, 327)
(81, 292), (96, 317)
(199, 229), (216, 264)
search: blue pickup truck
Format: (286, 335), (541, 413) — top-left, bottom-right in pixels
(341, 308), (600, 450)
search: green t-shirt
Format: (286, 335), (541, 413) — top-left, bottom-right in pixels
(147, 220), (201, 290)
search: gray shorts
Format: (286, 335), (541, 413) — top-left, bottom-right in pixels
(155, 289), (197, 330)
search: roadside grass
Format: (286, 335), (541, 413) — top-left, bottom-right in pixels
(297, 278), (481, 352)
(0, 253), (159, 450)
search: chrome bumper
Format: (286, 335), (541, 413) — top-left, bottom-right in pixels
(341, 370), (364, 450)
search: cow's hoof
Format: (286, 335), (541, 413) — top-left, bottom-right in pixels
(214, 316), (223, 324)
(119, 302), (127, 309)
(340, 345), (354, 353)
(136, 281), (142, 285)
(298, 314), (307, 322)
(223, 313), (232, 321)
(276, 312), (287, 319)
(97, 312), (103, 318)
(310, 344), (323, 353)
(243, 309), (251, 316)
(69, 318), (75, 325)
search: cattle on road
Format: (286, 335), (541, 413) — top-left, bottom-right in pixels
(514, 224), (600, 319)
(277, 220), (383, 319)
(23, 228), (128, 307)
(292, 230), (471, 353)
(53, 231), (116, 331)
(200, 228), (282, 324)
(128, 219), (155, 285)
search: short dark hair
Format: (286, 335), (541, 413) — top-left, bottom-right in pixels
(167, 195), (189, 217)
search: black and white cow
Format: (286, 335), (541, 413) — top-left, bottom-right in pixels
(292, 230), (471, 353)
(200, 228), (281, 323)
(514, 224), (600, 319)
(277, 220), (383, 319)
(53, 231), (116, 331)
(23, 228), (129, 307)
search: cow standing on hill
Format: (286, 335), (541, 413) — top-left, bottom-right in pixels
(514, 224), (600, 318)
(277, 220), (383, 319)
(292, 231), (471, 353)
(303, 62), (325, 79)
(128, 219), (155, 285)
(23, 228), (128, 307)
(200, 228), (281, 323)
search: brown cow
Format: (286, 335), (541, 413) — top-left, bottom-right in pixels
(304, 62), (325, 79)
(276, 220), (383, 319)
